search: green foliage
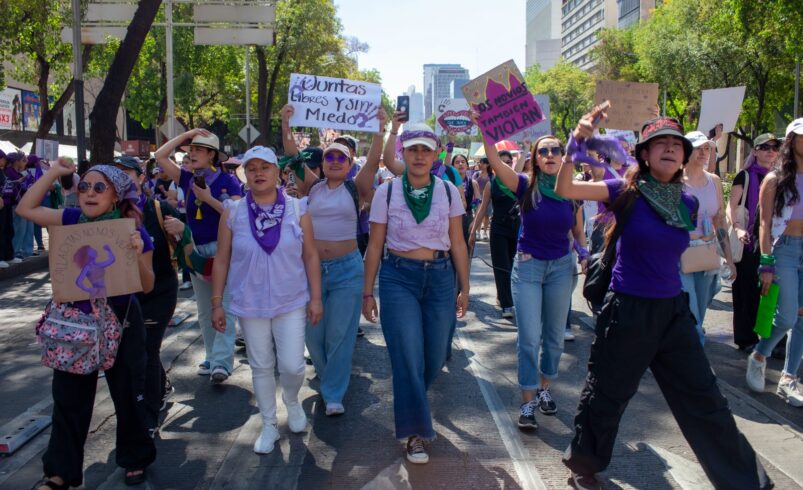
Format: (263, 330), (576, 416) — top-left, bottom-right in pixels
(525, 60), (594, 141)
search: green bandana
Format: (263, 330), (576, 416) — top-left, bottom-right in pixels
(278, 153), (307, 181)
(78, 209), (121, 223)
(536, 172), (566, 202)
(636, 174), (694, 230)
(402, 172), (435, 224)
(493, 177), (517, 200)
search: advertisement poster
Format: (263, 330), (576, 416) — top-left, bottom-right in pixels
(22, 90), (41, 132)
(0, 87), (23, 131)
(288, 73), (381, 133)
(461, 60), (544, 144)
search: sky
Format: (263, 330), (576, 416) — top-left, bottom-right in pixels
(334, 0), (527, 99)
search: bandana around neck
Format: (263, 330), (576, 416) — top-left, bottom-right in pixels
(636, 174), (694, 230)
(79, 208), (121, 223)
(536, 172), (566, 202)
(402, 172), (435, 224)
(246, 190), (285, 255)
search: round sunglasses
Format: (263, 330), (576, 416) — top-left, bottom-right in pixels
(77, 181), (110, 194)
(756, 144), (779, 152)
(324, 153), (348, 163)
(537, 146), (565, 157)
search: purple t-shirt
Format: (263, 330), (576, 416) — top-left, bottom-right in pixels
(179, 168), (243, 245)
(62, 208), (154, 311)
(514, 174), (575, 260)
(604, 179), (697, 299)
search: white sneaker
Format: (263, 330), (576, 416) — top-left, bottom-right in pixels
(253, 424), (280, 454)
(325, 402), (345, 416)
(0, 261), (8, 268)
(285, 401), (308, 433)
(564, 328), (575, 341)
(9, 257), (22, 264)
(179, 281), (193, 290)
(745, 354), (766, 393)
(777, 377), (803, 407)
(502, 307), (514, 319)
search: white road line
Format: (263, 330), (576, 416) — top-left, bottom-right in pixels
(456, 326), (547, 490)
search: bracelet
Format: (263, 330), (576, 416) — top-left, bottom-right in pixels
(758, 265), (775, 274)
(211, 295), (223, 302)
(759, 254), (776, 266)
(362, 294), (374, 299)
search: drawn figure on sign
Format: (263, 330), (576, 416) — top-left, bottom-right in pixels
(354, 107), (379, 129)
(73, 244), (116, 299)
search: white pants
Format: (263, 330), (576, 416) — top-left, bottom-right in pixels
(239, 307), (306, 425)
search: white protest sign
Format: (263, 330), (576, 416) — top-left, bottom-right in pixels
(604, 129), (637, 145)
(288, 74), (381, 133)
(697, 86), (746, 134)
(36, 139), (59, 161)
(510, 94), (551, 143)
(435, 98), (477, 136)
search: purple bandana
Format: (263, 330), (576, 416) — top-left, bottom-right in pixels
(246, 190), (286, 255)
(567, 134), (636, 168)
(400, 130), (438, 144)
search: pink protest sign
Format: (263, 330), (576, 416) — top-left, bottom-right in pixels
(462, 60), (544, 144)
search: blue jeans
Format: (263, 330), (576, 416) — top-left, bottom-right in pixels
(680, 270), (721, 345)
(306, 250), (363, 404)
(34, 224), (44, 249)
(12, 206), (34, 258)
(194, 241), (236, 372)
(379, 253), (455, 440)
(755, 236), (803, 376)
(512, 252), (574, 389)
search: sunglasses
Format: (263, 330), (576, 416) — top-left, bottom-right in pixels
(756, 144), (779, 152)
(77, 181), (109, 194)
(537, 146), (565, 157)
(325, 153), (348, 163)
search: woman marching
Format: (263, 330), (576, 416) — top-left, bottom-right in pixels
(681, 132), (737, 344)
(155, 130), (242, 384)
(480, 131), (587, 429)
(280, 104), (376, 416)
(114, 156), (187, 431)
(362, 121), (469, 464)
(210, 146), (322, 453)
(452, 153), (480, 245)
(18, 160), (157, 489)
(745, 119), (803, 407)
(555, 109), (771, 490)
(729, 133), (782, 351)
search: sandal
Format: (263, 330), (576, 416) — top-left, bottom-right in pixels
(31, 477), (68, 490)
(124, 468), (146, 486)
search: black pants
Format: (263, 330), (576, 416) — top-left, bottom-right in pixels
(489, 220), (518, 309)
(0, 206), (14, 261)
(563, 292), (771, 489)
(42, 299), (155, 487)
(732, 246), (761, 349)
(140, 276), (179, 429)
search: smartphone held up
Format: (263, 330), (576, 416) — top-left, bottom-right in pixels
(396, 95), (410, 123)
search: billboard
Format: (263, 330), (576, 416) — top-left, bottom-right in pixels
(0, 87), (22, 131)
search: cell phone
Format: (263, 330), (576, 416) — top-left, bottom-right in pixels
(396, 95), (410, 123)
(193, 172), (207, 189)
(592, 100), (611, 125)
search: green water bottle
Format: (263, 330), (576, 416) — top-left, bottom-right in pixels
(754, 283), (780, 339)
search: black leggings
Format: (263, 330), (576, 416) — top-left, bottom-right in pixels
(563, 292), (771, 489)
(42, 299), (155, 487)
(732, 246), (761, 349)
(0, 206), (14, 261)
(489, 220), (518, 309)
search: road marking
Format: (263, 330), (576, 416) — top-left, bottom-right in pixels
(456, 326), (547, 490)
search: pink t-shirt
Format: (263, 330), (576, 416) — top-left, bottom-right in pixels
(369, 178), (464, 252)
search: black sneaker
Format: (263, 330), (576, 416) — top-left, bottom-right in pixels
(406, 436), (429, 464)
(357, 327), (365, 337)
(536, 387), (557, 415)
(517, 401), (538, 430)
(570, 471), (601, 490)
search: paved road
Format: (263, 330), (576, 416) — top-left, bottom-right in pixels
(1, 241), (801, 489)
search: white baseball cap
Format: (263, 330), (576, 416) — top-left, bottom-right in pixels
(400, 123), (438, 151)
(786, 118), (803, 138)
(242, 146), (278, 166)
(684, 131), (714, 149)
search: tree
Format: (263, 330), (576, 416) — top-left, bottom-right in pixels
(526, 60), (594, 140)
(89, 0), (162, 162)
(591, 28), (640, 82)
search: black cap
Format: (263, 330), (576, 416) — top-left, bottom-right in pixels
(113, 156), (143, 175)
(333, 135), (358, 154)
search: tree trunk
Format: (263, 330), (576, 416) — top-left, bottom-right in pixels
(264, 43), (288, 146)
(89, 0), (162, 163)
(255, 46), (269, 146)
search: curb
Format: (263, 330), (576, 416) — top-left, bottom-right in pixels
(0, 254), (49, 281)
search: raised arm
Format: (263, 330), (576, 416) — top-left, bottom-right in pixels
(155, 128), (209, 184)
(555, 111), (611, 203)
(382, 112), (407, 176)
(15, 160), (70, 226)
(355, 108), (388, 204)
(280, 104), (300, 157)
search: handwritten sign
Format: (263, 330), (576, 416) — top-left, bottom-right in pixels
(435, 98), (477, 136)
(510, 94), (551, 143)
(604, 129), (638, 146)
(49, 219), (143, 303)
(288, 74), (381, 133)
(697, 86), (746, 134)
(594, 80), (660, 132)
(462, 60), (544, 144)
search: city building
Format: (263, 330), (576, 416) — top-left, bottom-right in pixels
(406, 85), (425, 124)
(423, 64), (470, 119)
(525, 0), (562, 71)
(450, 79), (469, 100)
(560, 0), (618, 71)
(617, 0), (659, 28)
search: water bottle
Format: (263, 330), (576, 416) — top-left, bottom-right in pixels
(754, 283), (779, 339)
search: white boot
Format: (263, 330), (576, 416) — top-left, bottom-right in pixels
(253, 423), (280, 454)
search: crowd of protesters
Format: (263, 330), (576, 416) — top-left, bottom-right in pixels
(14, 102), (802, 490)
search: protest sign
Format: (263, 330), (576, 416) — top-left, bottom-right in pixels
(36, 139), (59, 161)
(462, 60), (544, 144)
(288, 74), (381, 133)
(604, 129), (637, 145)
(594, 80), (659, 132)
(697, 86), (746, 134)
(435, 98), (477, 136)
(510, 94), (551, 143)
(49, 219), (143, 303)
(0, 87), (22, 131)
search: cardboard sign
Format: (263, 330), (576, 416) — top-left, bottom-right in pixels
(510, 94), (551, 143)
(604, 129), (638, 146)
(594, 80), (660, 132)
(462, 60), (544, 144)
(49, 219), (143, 303)
(288, 74), (381, 133)
(35, 139), (59, 161)
(697, 86), (746, 134)
(435, 98), (477, 136)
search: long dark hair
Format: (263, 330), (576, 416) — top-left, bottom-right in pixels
(774, 133), (801, 216)
(479, 157), (493, 176)
(521, 135), (560, 212)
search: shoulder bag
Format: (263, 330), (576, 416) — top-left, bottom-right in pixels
(727, 171), (749, 263)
